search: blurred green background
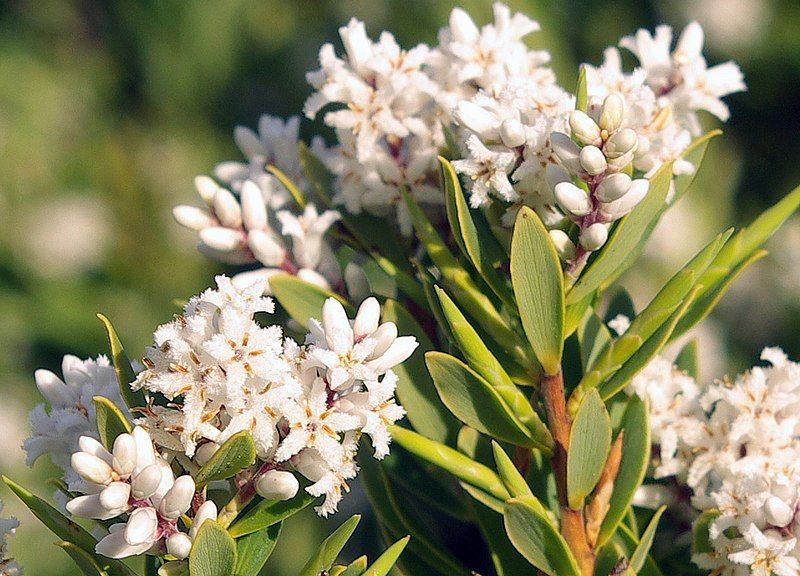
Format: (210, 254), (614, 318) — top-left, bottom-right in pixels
(1, 0), (798, 573)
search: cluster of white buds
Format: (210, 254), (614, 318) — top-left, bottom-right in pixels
(0, 501), (21, 575)
(548, 93), (649, 262)
(174, 175), (341, 294)
(66, 426), (215, 559)
(132, 276), (412, 515)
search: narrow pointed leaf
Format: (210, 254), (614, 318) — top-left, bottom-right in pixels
(266, 164), (305, 208)
(233, 523), (281, 576)
(96, 314), (144, 409)
(567, 389), (612, 509)
(194, 431), (256, 488)
(670, 130), (721, 204)
(577, 311), (612, 373)
(510, 207), (565, 375)
(468, 496), (533, 576)
(613, 523), (664, 576)
(575, 65), (588, 112)
(93, 396), (131, 450)
(340, 556), (368, 576)
(628, 506), (666, 572)
(363, 536), (410, 576)
(189, 521), (237, 576)
(298, 515), (361, 576)
(269, 274), (353, 327)
(56, 542), (108, 576)
(503, 497), (581, 576)
(675, 339), (700, 380)
(228, 490), (315, 538)
(491, 441), (536, 502)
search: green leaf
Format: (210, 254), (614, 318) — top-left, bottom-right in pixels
(382, 300), (459, 445)
(93, 396), (131, 451)
(491, 441), (536, 502)
(440, 157), (514, 307)
(510, 207), (565, 375)
(228, 490), (316, 538)
(266, 164), (305, 208)
(670, 130), (721, 204)
(577, 311), (612, 373)
(363, 536), (410, 576)
(56, 541), (108, 576)
(675, 339), (700, 380)
(269, 274), (353, 327)
(96, 314), (145, 409)
(388, 424), (510, 502)
(564, 293), (593, 338)
(368, 252), (426, 307)
(233, 523), (281, 576)
(298, 515), (361, 576)
(426, 352), (547, 450)
(604, 290), (636, 325)
(692, 509), (720, 555)
(612, 523), (664, 576)
(575, 65), (588, 112)
(339, 556), (368, 576)
(597, 395), (650, 547)
(158, 561), (189, 576)
(467, 495), (532, 576)
(503, 497), (581, 576)
(567, 389), (612, 509)
(628, 506), (666, 573)
(189, 521), (237, 576)
(194, 431), (256, 488)
(567, 161), (673, 305)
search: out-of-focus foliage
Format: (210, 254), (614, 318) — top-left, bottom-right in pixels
(0, 0), (798, 573)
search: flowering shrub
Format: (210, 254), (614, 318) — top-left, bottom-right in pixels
(4, 3), (800, 576)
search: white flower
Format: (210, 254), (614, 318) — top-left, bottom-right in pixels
(727, 524), (800, 576)
(23, 355), (128, 492)
(0, 501), (22, 576)
(340, 370), (406, 459)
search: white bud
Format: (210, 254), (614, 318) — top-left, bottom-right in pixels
(159, 475), (196, 519)
(255, 470), (300, 501)
(194, 175), (220, 206)
(34, 369), (73, 408)
(72, 452), (114, 486)
(595, 173), (632, 203)
(603, 128), (638, 158)
(296, 268), (330, 290)
(554, 182), (592, 217)
(248, 229), (285, 267)
(569, 110), (601, 146)
(100, 482), (131, 511)
(602, 179), (649, 220)
(499, 119), (526, 148)
(369, 322), (398, 359)
(240, 180), (268, 231)
(67, 494), (121, 520)
(549, 230), (576, 261)
(125, 507), (158, 546)
(453, 101), (498, 139)
(189, 501), (218, 540)
(132, 426), (156, 474)
(606, 151), (635, 173)
(765, 496), (794, 527)
(354, 297), (381, 339)
(367, 336), (419, 374)
(598, 94), (624, 133)
(194, 442), (219, 467)
(166, 532), (193, 560)
(580, 223), (609, 251)
(212, 188), (242, 229)
(344, 263), (370, 302)
(78, 436), (113, 464)
(579, 146), (607, 176)
(111, 434), (137, 478)
(173, 205), (215, 232)
(550, 132), (583, 173)
(131, 464), (163, 500)
(200, 226), (244, 252)
(449, 8), (479, 44)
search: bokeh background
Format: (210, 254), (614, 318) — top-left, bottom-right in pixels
(1, 0), (798, 573)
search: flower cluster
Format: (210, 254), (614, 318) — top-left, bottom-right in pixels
(632, 347), (800, 574)
(0, 501), (21, 576)
(22, 355), (128, 494)
(132, 275), (413, 515)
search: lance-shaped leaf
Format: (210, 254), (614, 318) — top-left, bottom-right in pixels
(468, 495), (533, 576)
(266, 164), (305, 208)
(337, 556), (368, 576)
(93, 396), (131, 451)
(671, 130), (721, 204)
(610, 523), (665, 576)
(56, 541), (108, 576)
(692, 509), (720, 555)
(426, 352), (548, 450)
(575, 65), (588, 112)
(510, 207), (565, 375)
(567, 389), (612, 509)
(491, 441), (536, 502)
(382, 300), (460, 445)
(441, 157), (514, 307)
(194, 430), (256, 488)
(233, 523), (281, 576)
(503, 497), (582, 576)
(362, 536), (410, 576)
(227, 489), (315, 538)
(403, 189), (526, 360)
(675, 339), (700, 380)
(388, 425), (510, 501)
(298, 515), (361, 576)
(597, 396), (650, 547)
(564, 293), (593, 338)
(96, 314), (145, 409)
(189, 521), (237, 576)
(577, 311), (613, 373)
(628, 506), (666, 573)
(269, 274), (353, 327)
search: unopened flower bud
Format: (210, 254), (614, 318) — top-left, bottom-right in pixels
(255, 470), (300, 501)
(132, 427), (156, 472)
(449, 8), (480, 44)
(369, 322), (398, 359)
(240, 180), (268, 231)
(453, 102), (498, 139)
(125, 507), (158, 546)
(549, 230), (576, 261)
(194, 176), (219, 206)
(580, 223), (609, 251)
(579, 146), (607, 176)
(159, 475), (196, 519)
(499, 119), (526, 148)
(603, 128), (638, 158)
(78, 436), (113, 464)
(131, 464), (163, 500)
(602, 179), (649, 220)
(765, 496), (794, 527)
(166, 533), (193, 560)
(112, 434), (137, 478)
(248, 230), (284, 267)
(194, 442), (219, 467)
(599, 93), (624, 133)
(189, 501), (218, 540)
(596, 173), (632, 203)
(569, 110), (601, 146)
(296, 268), (330, 290)
(200, 227), (244, 252)
(554, 182), (592, 217)
(353, 297), (380, 339)
(100, 482), (131, 511)
(173, 206), (215, 232)
(551, 132), (583, 173)
(367, 336), (418, 374)
(213, 188), (242, 229)
(72, 452), (114, 485)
